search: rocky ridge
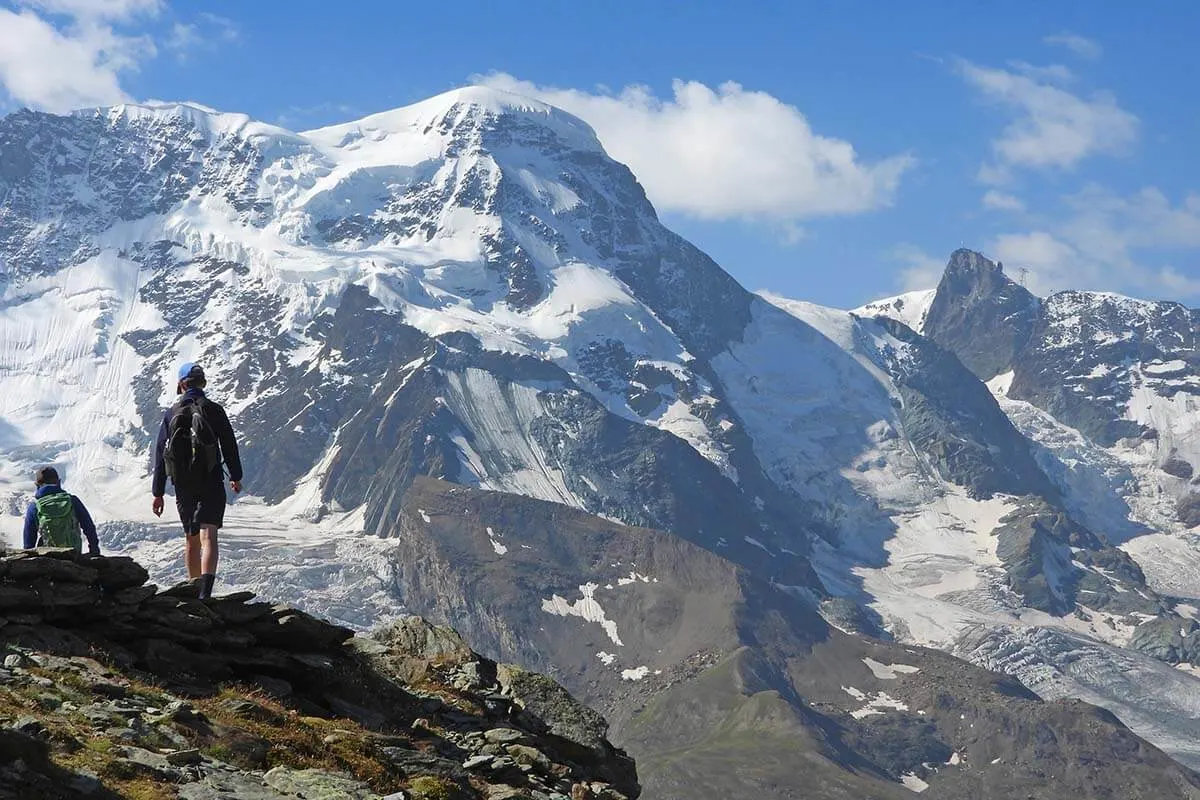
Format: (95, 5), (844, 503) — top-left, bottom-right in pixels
(0, 546), (638, 800)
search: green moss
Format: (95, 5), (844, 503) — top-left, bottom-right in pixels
(407, 775), (463, 800)
(84, 737), (116, 754)
(202, 741), (236, 762)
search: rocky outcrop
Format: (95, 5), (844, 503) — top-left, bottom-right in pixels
(1179, 493), (1200, 528)
(0, 548), (639, 800)
(377, 478), (1200, 800)
(869, 315), (1056, 500)
(923, 250), (1199, 448)
(1130, 618), (1200, 666)
(993, 499), (1163, 616)
(923, 249), (1039, 380)
(1163, 454), (1195, 481)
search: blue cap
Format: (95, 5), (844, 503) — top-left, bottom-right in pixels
(178, 362), (205, 382)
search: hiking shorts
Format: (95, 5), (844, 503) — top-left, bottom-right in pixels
(175, 482), (227, 535)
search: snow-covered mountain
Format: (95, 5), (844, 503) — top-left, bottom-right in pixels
(2, 88), (1200, 798)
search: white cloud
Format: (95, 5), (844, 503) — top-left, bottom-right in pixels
(1009, 61), (1075, 84)
(166, 21), (200, 52)
(478, 73), (914, 223)
(989, 231), (1079, 294)
(982, 190), (1025, 212)
(990, 186), (1200, 300)
(0, 7), (155, 112)
(890, 244), (946, 291)
(774, 221), (807, 246)
(24, 0), (161, 20)
(1044, 32), (1103, 60)
(959, 60), (1137, 178)
(0, 2), (238, 112)
(166, 13), (239, 58)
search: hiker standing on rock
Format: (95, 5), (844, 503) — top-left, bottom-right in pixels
(151, 363), (243, 600)
(23, 466), (100, 555)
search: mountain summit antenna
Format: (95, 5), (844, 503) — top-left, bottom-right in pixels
(1017, 267), (1029, 287)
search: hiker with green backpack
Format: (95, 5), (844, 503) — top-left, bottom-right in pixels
(22, 466), (100, 555)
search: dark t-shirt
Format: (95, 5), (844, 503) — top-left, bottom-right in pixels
(151, 388), (243, 497)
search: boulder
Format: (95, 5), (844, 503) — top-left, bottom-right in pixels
(1130, 618), (1200, 665)
(90, 556), (150, 591)
(246, 607), (353, 651)
(1162, 456), (1195, 480)
(263, 765), (381, 799)
(0, 585), (44, 610)
(496, 664), (609, 759)
(4, 557), (98, 584)
(1178, 494), (1200, 528)
(365, 616), (477, 683)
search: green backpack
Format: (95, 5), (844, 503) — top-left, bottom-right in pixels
(34, 493), (82, 551)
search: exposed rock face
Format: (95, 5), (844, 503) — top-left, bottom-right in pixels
(1163, 454), (1195, 481)
(377, 478), (1200, 800)
(1131, 619), (1200, 666)
(0, 548), (639, 800)
(870, 316), (1056, 500)
(1179, 494), (1200, 528)
(992, 499), (1161, 616)
(923, 249), (1039, 380)
(1009, 291), (1199, 446)
(924, 250), (1200, 448)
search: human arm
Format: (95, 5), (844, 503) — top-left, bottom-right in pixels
(151, 410), (169, 499)
(71, 495), (99, 555)
(22, 502), (38, 549)
(210, 402), (243, 485)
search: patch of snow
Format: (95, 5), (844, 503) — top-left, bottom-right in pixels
(862, 657), (921, 680)
(853, 289), (937, 335)
(442, 369), (584, 509)
(744, 536), (772, 554)
(850, 691), (909, 719)
(986, 371), (1014, 397)
(899, 773), (929, 793)
(621, 666), (650, 681)
(1144, 360), (1188, 376)
(541, 583), (623, 646)
(486, 526), (508, 556)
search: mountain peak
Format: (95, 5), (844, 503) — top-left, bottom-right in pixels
(937, 248), (1033, 301)
(417, 84), (561, 117)
(80, 100), (299, 142)
(945, 247), (1003, 279)
(923, 248), (1040, 379)
(303, 84), (602, 153)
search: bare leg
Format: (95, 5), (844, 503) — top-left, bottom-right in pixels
(184, 534), (202, 579)
(200, 526), (219, 575)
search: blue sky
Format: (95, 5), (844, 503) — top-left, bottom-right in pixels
(1, 0), (1199, 308)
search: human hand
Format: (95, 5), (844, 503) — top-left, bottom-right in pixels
(230, 480), (242, 494)
(152, 496), (164, 517)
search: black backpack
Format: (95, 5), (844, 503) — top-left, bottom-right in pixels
(163, 397), (222, 488)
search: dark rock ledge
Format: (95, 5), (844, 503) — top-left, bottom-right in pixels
(0, 548), (639, 800)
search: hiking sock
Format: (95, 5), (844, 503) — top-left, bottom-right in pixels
(198, 573), (216, 600)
